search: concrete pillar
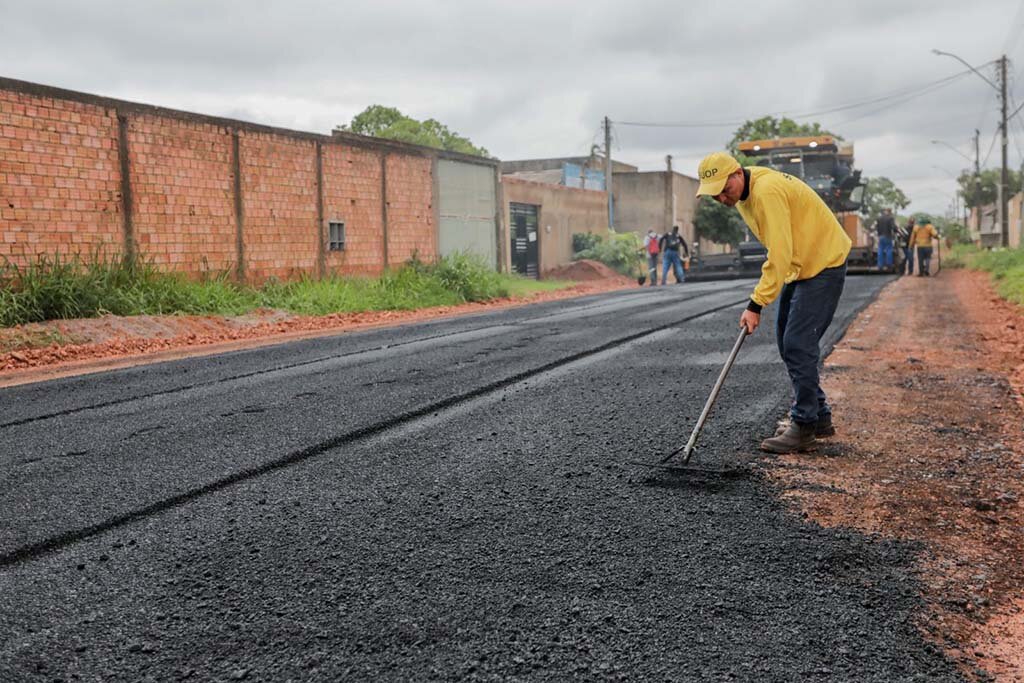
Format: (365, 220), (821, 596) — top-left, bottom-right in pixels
(231, 130), (246, 282)
(315, 141), (325, 278)
(116, 111), (136, 262)
(380, 152), (389, 271)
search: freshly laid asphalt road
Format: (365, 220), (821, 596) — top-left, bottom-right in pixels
(0, 276), (966, 681)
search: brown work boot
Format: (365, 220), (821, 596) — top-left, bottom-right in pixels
(774, 414), (835, 438)
(814, 413), (835, 437)
(761, 421), (817, 453)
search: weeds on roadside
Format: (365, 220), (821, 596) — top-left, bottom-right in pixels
(0, 250), (256, 326)
(0, 250), (554, 327)
(945, 244), (1024, 305)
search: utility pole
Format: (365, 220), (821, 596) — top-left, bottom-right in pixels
(1020, 160), (1024, 243)
(963, 191), (969, 231)
(604, 116), (613, 230)
(975, 128), (981, 239)
(932, 49), (1010, 245)
(1000, 55), (1009, 247)
(665, 155), (674, 235)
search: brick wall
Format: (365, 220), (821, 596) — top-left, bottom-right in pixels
(127, 113), (235, 274)
(239, 131), (319, 281)
(0, 78), (499, 283)
(322, 144), (384, 275)
(0, 88), (122, 264)
(386, 154), (435, 265)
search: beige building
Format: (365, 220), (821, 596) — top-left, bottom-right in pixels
(500, 177), (609, 277)
(501, 156), (735, 275)
(612, 170), (733, 257)
(969, 199), (1021, 248)
(1004, 194), (1023, 248)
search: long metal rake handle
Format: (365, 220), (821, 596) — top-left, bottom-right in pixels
(661, 327), (749, 464)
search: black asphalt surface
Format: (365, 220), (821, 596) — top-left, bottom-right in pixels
(0, 276), (966, 681)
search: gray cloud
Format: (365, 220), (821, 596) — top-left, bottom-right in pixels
(1, 0), (1021, 216)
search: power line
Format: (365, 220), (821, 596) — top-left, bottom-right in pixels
(974, 60), (1001, 132)
(827, 72), (974, 128)
(982, 126), (1001, 167)
(1010, 101), (1024, 165)
(1014, 123), (1024, 166)
(613, 67), (981, 129)
(781, 70), (977, 120)
(1004, 0), (1024, 56)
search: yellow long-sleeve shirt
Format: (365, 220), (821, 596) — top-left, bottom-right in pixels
(736, 167), (852, 308)
(910, 223), (938, 247)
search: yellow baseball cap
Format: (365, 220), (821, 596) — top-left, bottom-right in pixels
(695, 152), (741, 197)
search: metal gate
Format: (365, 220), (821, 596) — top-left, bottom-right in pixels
(509, 202), (539, 278)
(437, 159), (498, 266)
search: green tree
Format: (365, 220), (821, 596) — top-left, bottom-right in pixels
(932, 216), (971, 244)
(694, 197), (747, 246)
(957, 168), (1021, 208)
(336, 105), (490, 157)
(860, 176), (911, 227)
(727, 116), (840, 153)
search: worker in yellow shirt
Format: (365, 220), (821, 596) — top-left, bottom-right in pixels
(910, 219), (939, 276)
(696, 152), (852, 454)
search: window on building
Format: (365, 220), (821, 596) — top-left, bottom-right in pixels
(328, 221), (346, 251)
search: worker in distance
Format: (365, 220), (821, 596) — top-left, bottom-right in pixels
(695, 152), (851, 453)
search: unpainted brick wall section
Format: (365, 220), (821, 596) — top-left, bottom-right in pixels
(386, 155), (435, 266)
(127, 113), (235, 274)
(0, 89), (123, 263)
(239, 131), (319, 281)
(321, 144), (385, 275)
(0, 79), (496, 282)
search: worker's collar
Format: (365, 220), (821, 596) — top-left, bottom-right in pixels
(740, 168), (751, 201)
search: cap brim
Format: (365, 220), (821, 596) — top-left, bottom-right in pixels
(696, 177), (728, 197)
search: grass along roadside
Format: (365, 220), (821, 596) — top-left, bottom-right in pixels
(0, 252), (574, 329)
(945, 244), (1024, 306)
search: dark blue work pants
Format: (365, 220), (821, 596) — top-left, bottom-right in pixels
(775, 264), (847, 425)
(876, 236), (893, 269)
(662, 250), (685, 283)
(917, 246), (933, 275)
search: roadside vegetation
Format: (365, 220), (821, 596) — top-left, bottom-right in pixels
(946, 244), (1024, 305)
(0, 251), (568, 327)
(571, 231), (643, 278)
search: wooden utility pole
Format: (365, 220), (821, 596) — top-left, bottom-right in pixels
(604, 116), (613, 230)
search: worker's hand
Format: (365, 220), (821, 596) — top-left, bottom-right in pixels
(739, 310), (760, 334)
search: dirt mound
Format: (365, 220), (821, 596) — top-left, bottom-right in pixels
(544, 259), (634, 283)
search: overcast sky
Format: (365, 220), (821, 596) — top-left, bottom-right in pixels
(2, 0), (1022, 218)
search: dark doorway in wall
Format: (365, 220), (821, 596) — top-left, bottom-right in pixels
(510, 202), (539, 278)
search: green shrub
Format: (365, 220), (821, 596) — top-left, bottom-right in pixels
(424, 251), (509, 301)
(573, 231), (643, 277)
(572, 232), (602, 254)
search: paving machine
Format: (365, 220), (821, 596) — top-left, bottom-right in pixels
(688, 135), (888, 279)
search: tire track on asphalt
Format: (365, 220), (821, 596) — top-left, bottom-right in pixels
(0, 294), (749, 569)
(0, 284), (751, 430)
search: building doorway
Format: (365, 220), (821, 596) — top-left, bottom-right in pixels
(509, 202), (539, 278)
